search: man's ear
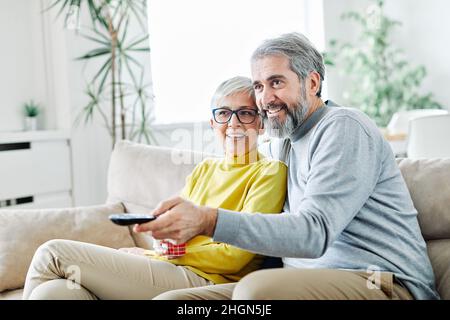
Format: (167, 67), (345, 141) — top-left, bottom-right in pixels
(308, 71), (321, 97)
(209, 118), (214, 129)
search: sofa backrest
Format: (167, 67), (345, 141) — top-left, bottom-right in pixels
(395, 159), (450, 241)
(396, 158), (450, 299)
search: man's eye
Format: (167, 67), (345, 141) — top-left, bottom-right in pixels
(218, 111), (230, 116)
(253, 84), (262, 91)
(272, 79), (282, 87)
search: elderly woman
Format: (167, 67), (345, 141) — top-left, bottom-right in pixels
(22, 76), (287, 300)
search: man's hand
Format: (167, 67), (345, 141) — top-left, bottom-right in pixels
(133, 196), (218, 244)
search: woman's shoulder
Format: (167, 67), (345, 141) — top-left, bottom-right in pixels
(187, 157), (221, 182)
(255, 156), (288, 176)
(193, 157), (222, 170)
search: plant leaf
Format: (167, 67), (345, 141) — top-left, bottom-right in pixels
(76, 47), (111, 60)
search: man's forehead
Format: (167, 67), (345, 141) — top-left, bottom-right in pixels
(251, 55), (291, 80)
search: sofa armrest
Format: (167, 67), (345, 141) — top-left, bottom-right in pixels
(0, 203), (135, 293)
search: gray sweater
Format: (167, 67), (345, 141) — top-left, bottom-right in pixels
(213, 100), (439, 300)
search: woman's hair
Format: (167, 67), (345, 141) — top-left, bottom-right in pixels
(210, 76), (255, 108)
(251, 32), (325, 97)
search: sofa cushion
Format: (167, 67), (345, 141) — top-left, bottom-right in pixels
(396, 158), (450, 240)
(0, 203), (134, 292)
(427, 239), (450, 300)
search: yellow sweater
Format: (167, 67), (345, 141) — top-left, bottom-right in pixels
(153, 152), (287, 284)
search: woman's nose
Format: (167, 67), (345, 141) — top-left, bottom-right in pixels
(228, 113), (241, 127)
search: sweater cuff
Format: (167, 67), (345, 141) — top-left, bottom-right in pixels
(212, 208), (241, 243)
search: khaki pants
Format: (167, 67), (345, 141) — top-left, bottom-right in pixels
(154, 268), (414, 300)
(23, 239), (212, 300)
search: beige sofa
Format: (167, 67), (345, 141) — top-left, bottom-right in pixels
(1, 140), (449, 299)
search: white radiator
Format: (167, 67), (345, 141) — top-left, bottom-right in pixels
(0, 131), (73, 209)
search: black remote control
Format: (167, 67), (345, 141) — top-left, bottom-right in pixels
(109, 214), (156, 226)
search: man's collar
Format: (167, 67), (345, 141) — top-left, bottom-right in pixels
(288, 100), (336, 142)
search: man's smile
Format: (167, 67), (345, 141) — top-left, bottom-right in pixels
(266, 108), (285, 118)
(262, 104), (287, 118)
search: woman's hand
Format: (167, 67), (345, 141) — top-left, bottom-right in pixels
(133, 196), (218, 244)
(118, 247), (147, 256)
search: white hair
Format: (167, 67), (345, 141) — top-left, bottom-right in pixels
(210, 76), (255, 108)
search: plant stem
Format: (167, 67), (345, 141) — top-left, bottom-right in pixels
(119, 72), (126, 140)
(118, 12), (126, 140)
(107, 12), (117, 148)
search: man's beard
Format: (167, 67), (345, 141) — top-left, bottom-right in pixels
(262, 94), (309, 139)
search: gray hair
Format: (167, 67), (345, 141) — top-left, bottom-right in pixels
(251, 32), (325, 97)
(210, 76), (255, 108)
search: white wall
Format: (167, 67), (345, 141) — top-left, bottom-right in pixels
(0, 0), (50, 131)
(323, 0), (450, 110)
(383, 0), (450, 109)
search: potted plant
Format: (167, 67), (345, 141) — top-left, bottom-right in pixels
(23, 101), (40, 131)
(47, 0), (157, 147)
(323, 0), (442, 127)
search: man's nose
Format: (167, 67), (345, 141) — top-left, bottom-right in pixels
(260, 87), (276, 107)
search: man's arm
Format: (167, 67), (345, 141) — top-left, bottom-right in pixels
(213, 115), (382, 258)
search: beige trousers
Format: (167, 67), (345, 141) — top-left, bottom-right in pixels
(154, 268), (414, 300)
(22, 239), (212, 300)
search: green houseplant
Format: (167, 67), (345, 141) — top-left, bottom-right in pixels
(23, 100), (41, 131)
(47, 0), (157, 146)
(323, 0), (442, 127)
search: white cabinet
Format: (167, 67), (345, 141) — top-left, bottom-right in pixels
(0, 131), (73, 209)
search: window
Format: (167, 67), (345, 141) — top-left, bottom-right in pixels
(147, 0), (325, 124)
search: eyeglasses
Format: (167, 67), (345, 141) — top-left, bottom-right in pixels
(212, 108), (260, 124)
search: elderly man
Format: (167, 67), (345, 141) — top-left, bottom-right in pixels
(136, 32), (439, 300)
